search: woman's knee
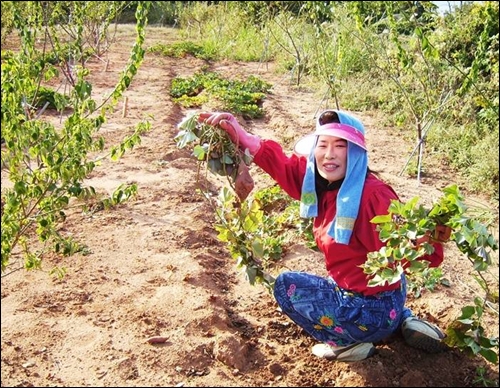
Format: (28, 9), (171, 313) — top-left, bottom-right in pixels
(272, 272), (287, 298)
(272, 272), (295, 309)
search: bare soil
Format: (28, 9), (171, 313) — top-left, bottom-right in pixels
(1, 25), (499, 387)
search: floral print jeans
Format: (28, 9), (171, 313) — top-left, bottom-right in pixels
(273, 271), (413, 346)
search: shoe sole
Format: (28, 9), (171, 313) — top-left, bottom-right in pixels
(336, 345), (377, 362)
(403, 329), (448, 353)
(314, 343), (376, 362)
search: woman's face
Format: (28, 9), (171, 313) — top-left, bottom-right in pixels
(314, 135), (348, 183)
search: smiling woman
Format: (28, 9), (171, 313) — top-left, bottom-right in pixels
(198, 109), (451, 362)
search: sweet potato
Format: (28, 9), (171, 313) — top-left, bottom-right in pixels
(234, 163), (254, 201)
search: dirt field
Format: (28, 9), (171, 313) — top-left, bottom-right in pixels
(1, 25), (498, 387)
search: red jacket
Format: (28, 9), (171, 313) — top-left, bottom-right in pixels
(253, 139), (444, 295)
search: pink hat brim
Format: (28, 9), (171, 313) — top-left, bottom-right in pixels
(293, 123), (366, 155)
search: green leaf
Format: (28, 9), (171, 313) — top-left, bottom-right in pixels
(251, 239), (264, 258)
(14, 181), (27, 195)
(371, 214), (392, 223)
(479, 348), (498, 364)
(221, 153), (234, 164)
(193, 145), (207, 160)
(177, 113), (199, 131)
(174, 130), (199, 149)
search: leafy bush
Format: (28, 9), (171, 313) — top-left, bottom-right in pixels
(170, 70), (272, 118)
(364, 184), (498, 364)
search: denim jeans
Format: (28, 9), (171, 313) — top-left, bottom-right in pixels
(273, 271), (413, 346)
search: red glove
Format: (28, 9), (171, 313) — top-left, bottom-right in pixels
(198, 112), (261, 156)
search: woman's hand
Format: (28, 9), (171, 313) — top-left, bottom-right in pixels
(434, 224), (452, 242)
(198, 112), (261, 155)
(415, 225), (453, 246)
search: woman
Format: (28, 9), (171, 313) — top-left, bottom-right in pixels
(199, 110), (449, 362)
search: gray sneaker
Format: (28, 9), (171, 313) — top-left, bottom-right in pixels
(402, 316), (447, 353)
(312, 342), (376, 362)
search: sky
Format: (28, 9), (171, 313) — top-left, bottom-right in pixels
(433, 1), (460, 14)
(432, 1), (481, 15)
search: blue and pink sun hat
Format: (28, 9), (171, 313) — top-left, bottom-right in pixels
(294, 110), (367, 155)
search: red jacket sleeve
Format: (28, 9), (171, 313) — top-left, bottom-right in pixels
(423, 243), (444, 267)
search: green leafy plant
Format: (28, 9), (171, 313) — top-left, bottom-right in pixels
(445, 297), (499, 365)
(174, 113), (283, 290)
(170, 70), (272, 118)
(406, 266), (449, 298)
(364, 185), (497, 287)
(174, 112), (252, 185)
(363, 184), (498, 364)
(254, 185), (315, 249)
(211, 186), (314, 292)
(213, 187), (277, 291)
(174, 113), (315, 292)
(148, 41), (211, 59)
(1, 2), (151, 275)
(473, 366), (499, 387)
